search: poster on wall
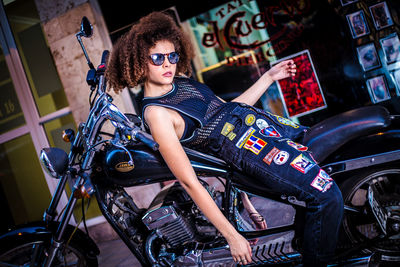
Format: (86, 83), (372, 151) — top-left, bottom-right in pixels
(380, 33), (400, 64)
(366, 75), (391, 103)
(272, 50), (327, 118)
(356, 43), (381, 71)
(391, 69), (400, 96)
(346, 10), (369, 39)
(369, 1), (393, 30)
(340, 0), (359, 6)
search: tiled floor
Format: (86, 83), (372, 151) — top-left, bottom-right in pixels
(97, 238), (141, 267)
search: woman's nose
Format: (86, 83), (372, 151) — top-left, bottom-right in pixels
(163, 59), (170, 68)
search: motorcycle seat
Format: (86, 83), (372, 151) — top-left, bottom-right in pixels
(302, 106), (391, 163)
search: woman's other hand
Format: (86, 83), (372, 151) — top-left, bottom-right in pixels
(226, 232), (253, 265)
(249, 212), (267, 230)
(266, 59), (296, 82)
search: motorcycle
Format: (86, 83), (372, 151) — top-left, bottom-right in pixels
(0, 16), (399, 267)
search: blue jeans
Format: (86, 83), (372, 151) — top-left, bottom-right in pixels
(205, 103), (344, 266)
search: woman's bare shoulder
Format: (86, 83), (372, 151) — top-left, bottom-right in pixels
(144, 105), (167, 119)
(144, 105), (173, 127)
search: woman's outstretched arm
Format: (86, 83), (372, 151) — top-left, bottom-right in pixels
(144, 106), (252, 265)
(232, 59), (296, 106)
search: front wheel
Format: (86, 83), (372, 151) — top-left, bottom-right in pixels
(339, 167), (400, 262)
(0, 235), (98, 267)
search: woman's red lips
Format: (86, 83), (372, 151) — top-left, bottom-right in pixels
(163, 71), (172, 77)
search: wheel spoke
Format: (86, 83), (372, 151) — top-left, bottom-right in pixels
(344, 205), (362, 214)
(341, 169), (400, 255)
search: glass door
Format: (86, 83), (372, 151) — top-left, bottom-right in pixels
(0, 0), (74, 231)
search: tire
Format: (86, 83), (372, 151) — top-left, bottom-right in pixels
(339, 167), (400, 262)
(0, 235), (98, 267)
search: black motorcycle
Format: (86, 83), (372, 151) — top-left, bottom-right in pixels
(0, 17), (399, 267)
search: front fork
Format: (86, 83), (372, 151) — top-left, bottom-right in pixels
(43, 173), (93, 267)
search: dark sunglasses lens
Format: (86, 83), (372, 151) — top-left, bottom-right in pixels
(168, 52), (179, 64)
(151, 54), (165, 65)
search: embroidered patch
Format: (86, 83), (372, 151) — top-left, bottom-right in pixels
(311, 169), (333, 192)
(256, 119), (269, 130)
(259, 126), (281, 138)
(236, 127), (255, 148)
(227, 132), (237, 141)
(287, 140), (308, 151)
(275, 115), (299, 128)
(290, 154), (316, 174)
(273, 151), (290, 165)
(221, 122), (235, 136)
(245, 114), (256, 126)
(243, 135), (267, 155)
(317, 169), (332, 181)
(263, 147), (280, 165)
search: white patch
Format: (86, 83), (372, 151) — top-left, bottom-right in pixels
(256, 119), (269, 130)
(273, 151), (290, 165)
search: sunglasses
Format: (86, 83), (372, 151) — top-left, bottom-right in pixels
(149, 52), (179, 66)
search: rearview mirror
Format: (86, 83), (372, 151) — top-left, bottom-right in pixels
(77, 16), (93, 38)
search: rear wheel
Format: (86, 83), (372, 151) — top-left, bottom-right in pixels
(0, 237), (98, 267)
(339, 167), (400, 263)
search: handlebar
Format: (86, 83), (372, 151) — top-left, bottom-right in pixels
(100, 50), (109, 68)
(134, 131), (159, 151)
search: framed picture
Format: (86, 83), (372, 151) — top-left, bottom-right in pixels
(272, 50), (327, 118)
(340, 0), (358, 6)
(366, 75), (391, 103)
(356, 43), (381, 71)
(390, 69), (400, 96)
(369, 2), (393, 30)
(380, 33), (400, 64)
(346, 10), (369, 39)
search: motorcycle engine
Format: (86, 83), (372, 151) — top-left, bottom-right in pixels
(141, 182), (219, 248)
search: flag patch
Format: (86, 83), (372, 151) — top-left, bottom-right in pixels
(244, 135), (267, 155)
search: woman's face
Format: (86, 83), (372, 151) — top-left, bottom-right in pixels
(146, 40), (177, 88)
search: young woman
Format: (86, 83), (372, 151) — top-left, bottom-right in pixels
(106, 11), (343, 267)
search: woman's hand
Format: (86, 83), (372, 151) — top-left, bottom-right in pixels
(266, 59), (296, 82)
(249, 212), (267, 230)
(232, 59), (296, 105)
(226, 232), (253, 265)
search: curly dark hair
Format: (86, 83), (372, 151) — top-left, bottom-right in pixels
(106, 11), (194, 93)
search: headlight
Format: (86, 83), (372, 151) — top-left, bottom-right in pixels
(40, 148), (68, 178)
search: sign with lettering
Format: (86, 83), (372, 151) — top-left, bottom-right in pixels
(186, 0), (325, 118)
(188, 0), (309, 67)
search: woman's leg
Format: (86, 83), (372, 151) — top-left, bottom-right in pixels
(215, 108), (344, 266)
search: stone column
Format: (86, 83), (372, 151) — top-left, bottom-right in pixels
(35, 0), (134, 123)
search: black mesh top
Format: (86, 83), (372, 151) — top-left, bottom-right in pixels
(142, 76), (225, 142)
